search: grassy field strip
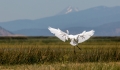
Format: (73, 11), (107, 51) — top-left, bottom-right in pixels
(0, 36), (120, 70)
(0, 62), (120, 70)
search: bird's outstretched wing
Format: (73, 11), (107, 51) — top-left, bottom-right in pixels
(77, 30), (95, 43)
(48, 27), (68, 42)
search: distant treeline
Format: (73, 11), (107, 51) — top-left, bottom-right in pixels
(0, 36), (119, 40)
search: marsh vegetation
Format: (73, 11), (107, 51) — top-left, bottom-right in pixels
(0, 36), (120, 69)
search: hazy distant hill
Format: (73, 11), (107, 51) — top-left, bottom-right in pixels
(14, 28), (49, 36)
(63, 21), (120, 36)
(0, 6), (120, 32)
(95, 22), (120, 36)
(13, 21), (120, 36)
(0, 26), (25, 36)
(0, 26), (14, 36)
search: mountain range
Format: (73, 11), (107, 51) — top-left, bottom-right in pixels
(0, 6), (120, 36)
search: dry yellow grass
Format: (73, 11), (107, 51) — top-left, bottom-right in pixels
(0, 62), (120, 70)
(0, 36), (120, 70)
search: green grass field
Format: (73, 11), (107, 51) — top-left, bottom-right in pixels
(0, 36), (120, 70)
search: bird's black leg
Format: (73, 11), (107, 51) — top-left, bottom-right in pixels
(74, 46), (76, 54)
(76, 45), (81, 50)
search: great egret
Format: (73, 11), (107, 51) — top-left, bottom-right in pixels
(48, 27), (95, 54)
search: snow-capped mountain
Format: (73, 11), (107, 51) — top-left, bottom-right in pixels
(1, 6), (120, 36)
(57, 6), (79, 15)
(65, 6), (79, 14)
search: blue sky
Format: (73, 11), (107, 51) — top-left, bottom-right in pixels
(0, 0), (120, 22)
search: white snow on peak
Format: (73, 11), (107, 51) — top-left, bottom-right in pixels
(65, 6), (79, 14)
(67, 6), (72, 10)
(66, 8), (72, 14)
(57, 6), (79, 15)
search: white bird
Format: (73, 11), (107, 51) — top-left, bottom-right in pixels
(48, 27), (95, 54)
